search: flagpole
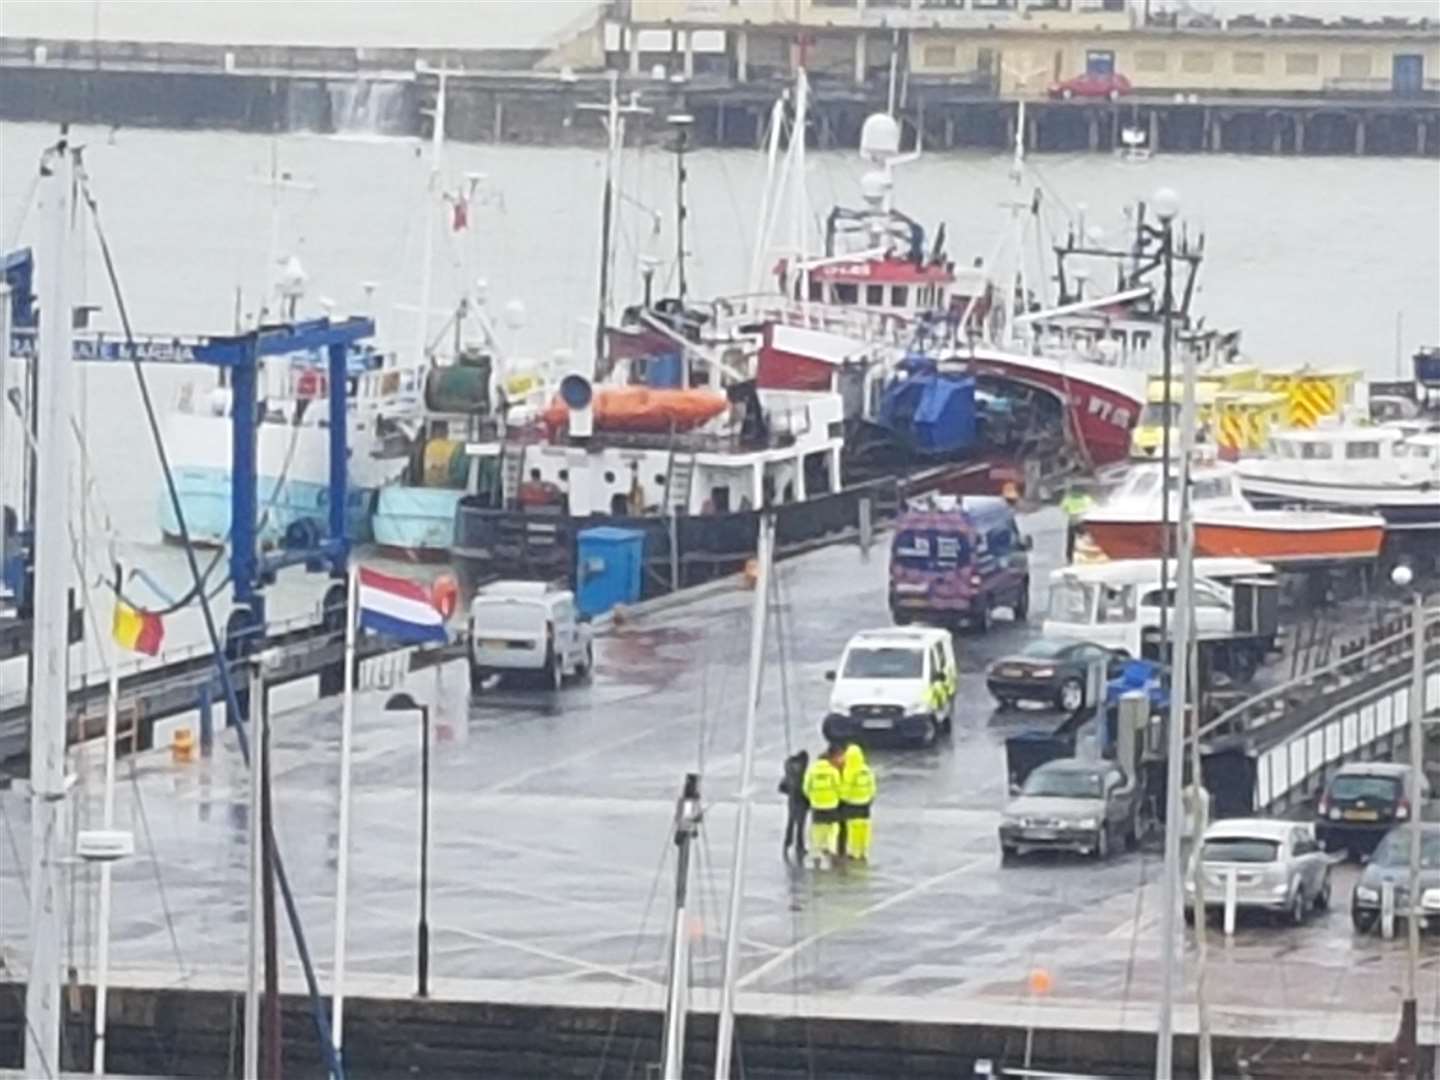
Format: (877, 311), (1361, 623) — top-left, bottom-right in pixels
(92, 563), (122, 1076)
(331, 563), (359, 1057)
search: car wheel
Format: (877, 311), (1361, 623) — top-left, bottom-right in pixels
(1314, 872), (1331, 912)
(1094, 824), (1111, 860)
(546, 648), (563, 692)
(1058, 678), (1085, 713)
(1000, 844), (1018, 865)
(1351, 905), (1378, 934)
(940, 702), (954, 735)
(1014, 581), (1030, 622)
(918, 716), (939, 748)
(469, 661), (485, 695)
(577, 641), (595, 681)
(1288, 886), (1306, 927)
(1124, 811), (1140, 851)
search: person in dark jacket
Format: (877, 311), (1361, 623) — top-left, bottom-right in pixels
(779, 750), (810, 860)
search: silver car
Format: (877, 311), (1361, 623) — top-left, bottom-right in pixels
(1185, 818), (1332, 926)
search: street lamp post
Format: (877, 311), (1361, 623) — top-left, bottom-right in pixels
(1390, 563), (1425, 1078)
(387, 692), (432, 998)
(1150, 186), (1183, 1080)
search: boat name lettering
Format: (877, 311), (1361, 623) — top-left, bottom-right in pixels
(1088, 396), (1133, 430)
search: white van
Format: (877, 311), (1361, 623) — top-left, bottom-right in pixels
(1042, 557), (1278, 680)
(822, 627), (958, 746)
(469, 581), (593, 691)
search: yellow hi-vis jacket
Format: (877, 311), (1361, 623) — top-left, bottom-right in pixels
(839, 744), (876, 808)
(802, 756), (842, 811)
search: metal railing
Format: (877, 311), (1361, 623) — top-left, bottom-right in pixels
(1199, 601), (1440, 743)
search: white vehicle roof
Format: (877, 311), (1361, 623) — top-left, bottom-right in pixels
(1047, 557), (1274, 588)
(1203, 818), (1302, 843)
(1271, 426), (1404, 445)
(844, 627), (950, 650)
(476, 580), (568, 600)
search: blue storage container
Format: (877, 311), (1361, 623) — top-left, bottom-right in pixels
(645, 351), (684, 388)
(576, 526), (646, 618)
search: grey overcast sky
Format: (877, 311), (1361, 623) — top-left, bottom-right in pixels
(0, 1), (1435, 50)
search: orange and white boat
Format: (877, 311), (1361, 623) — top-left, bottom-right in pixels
(1080, 463), (1385, 566)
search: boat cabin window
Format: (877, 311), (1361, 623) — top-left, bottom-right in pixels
(808, 280), (823, 302)
(1192, 476), (1231, 501)
(1133, 330), (1152, 352)
(891, 286), (909, 308)
(866, 284), (885, 307)
(1344, 440), (1380, 460)
(1299, 441), (1333, 460)
(1098, 584), (1135, 624)
(834, 283), (858, 305)
(1049, 579), (1096, 624)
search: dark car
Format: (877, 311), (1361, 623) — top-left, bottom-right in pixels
(987, 638), (1123, 712)
(1048, 71), (1133, 100)
(999, 757), (1139, 861)
(1316, 762), (1432, 858)
(1350, 824), (1440, 934)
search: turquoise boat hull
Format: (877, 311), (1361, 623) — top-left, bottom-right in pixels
(372, 486), (463, 557)
(158, 466), (376, 547)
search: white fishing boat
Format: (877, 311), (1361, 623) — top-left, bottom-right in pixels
(1236, 425), (1440, 532)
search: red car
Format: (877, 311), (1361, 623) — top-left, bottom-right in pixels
(1048, 71), (1133, 100)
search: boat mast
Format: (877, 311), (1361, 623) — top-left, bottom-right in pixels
(668, 112), (693, 306)
(25, 127), (74, 1079)
(747, 95), (786, 298)
(415, 66), (448, 367)
(660, 772), (704, 1080)
(791, 69), (809, 324)
(713, 514), (774, 1080)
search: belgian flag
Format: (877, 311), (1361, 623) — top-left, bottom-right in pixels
(112, 600), (163, 656)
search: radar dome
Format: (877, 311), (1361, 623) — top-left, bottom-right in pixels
(859, 112), (901, 162)
(859, 169), (889, 205)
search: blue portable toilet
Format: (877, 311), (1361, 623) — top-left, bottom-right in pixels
(576, 526), (646, 618)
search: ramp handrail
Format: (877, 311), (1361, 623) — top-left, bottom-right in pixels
(1198, 599), (1440, 743)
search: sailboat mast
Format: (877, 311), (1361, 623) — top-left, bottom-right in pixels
(670, 113), (692, 305)
(660, 772), (703, 1080)
(713, 515), (773, 1080)
(415, 67), (448, 367)
(791, 70), (809, 323)
(24, 128), (73, 1079)
(747, 96), (786, 298)
(594, 72), (621, 376)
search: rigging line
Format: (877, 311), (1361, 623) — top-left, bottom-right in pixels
(590, 830), (675, 1080)
(76, 160), (347, 1080)
(0, 797), (30, 901)
(2, 168), (42, 251)
(124, 757), (188, 977)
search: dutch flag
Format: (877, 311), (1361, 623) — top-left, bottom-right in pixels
(357, 566), (449, 644)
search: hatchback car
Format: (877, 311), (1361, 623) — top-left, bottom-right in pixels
(986, 638), (1123, 712)
(999, 758), (1137, 861)
(1350, 823), (1440, 934)
(1184, 819), (1331, 926)
(1316, 762), (1431, 858)
(1048, 71), (1133, 100)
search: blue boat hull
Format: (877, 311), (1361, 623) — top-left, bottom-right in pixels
(158, 467), (375, 547)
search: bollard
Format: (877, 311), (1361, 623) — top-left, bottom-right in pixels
(198, 683), (214, 758)
(858, 496), (873, 561)
(743, 557), (760, 589)
(1224, 867), (1238, 937)
(1381, 881), (1396, 939)
(171, 726), (195, 764)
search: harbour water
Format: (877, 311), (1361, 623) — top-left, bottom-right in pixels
(0, 119), (1437, 666)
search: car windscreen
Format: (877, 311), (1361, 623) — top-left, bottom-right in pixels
(1372, 831), (1440, 869)
(1202, 838), (1279, 863)
(1022, 769), (1102, 799)
(842, 646), (924, 680)
(473, 601), (546, 633)
(1048, 580), (1095, 624)
(1329, 775), (1401, 802)
(893, 529), (970, 569)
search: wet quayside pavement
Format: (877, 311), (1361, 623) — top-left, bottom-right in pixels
(0, 507), (1435, 1043)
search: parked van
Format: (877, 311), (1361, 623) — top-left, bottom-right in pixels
(888, 495), (1031, 632)
(469, 581), (593, 691)
(1041, 557), (1278, 681)
(822, 626), (959, 746)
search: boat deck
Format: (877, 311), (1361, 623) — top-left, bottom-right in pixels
(0, 508), (1434, 1048)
